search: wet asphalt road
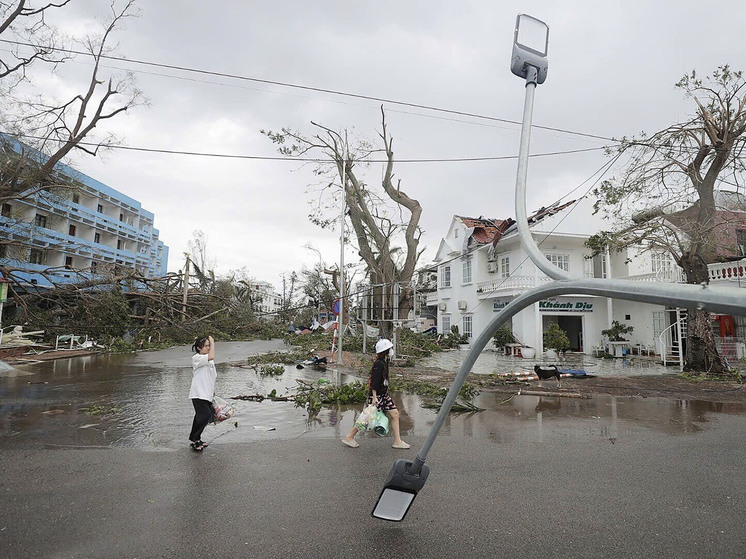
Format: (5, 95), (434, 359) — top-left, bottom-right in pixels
(2, 414), (745, 558)
(1, 341), (745, 557)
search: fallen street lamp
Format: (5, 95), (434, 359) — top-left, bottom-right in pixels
(372, 459), (430, 521)
(371, 13), (746, 522)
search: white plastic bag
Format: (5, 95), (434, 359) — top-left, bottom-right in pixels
(355, 404), (378, 431)
(212, 395), (235, 424)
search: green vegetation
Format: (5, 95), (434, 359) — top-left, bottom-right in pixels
(602, 320), (634, 342)
(284, 327), (463, 359)
(78, 405), (121, 416)
(543, 323), (570, 351)
(259, 364), (285, 376)
(294, 380), (368, 415)
(248, 350), (308, 366)
(492, 325), (517, 349)
(390, 377), (482, 412)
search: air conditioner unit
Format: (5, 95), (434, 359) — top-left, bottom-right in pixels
(487, 261), (497, 273)
(438, 303), (447, 312)
(458, 300), (467, 310)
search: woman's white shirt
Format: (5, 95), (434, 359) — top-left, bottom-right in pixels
(189, 353), (217, 400)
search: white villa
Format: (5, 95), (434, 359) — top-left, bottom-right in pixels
(431, 196), (746, 362)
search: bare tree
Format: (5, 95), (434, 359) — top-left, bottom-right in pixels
(0, 0), (144, 207)
(186, 229), (218, 292)
(0, 0), (72, 87)
(300, 262), (336, 318)
(590, 65), (746, 374)
(263, 107), (424, 337)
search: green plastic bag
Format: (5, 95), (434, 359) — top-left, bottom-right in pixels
(370, 410), (390, 436)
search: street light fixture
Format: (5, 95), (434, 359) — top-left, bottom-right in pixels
(510, 14), (549, 84)
(371, 459), (430, 521)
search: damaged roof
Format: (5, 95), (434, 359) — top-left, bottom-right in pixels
(454, 199), (578, 249)
(454, 215), (514, 245)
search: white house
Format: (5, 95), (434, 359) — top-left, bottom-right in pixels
(433, 196), (746, 360)
(251, 280), (283, 319)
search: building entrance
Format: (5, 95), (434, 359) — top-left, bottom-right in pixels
(542, 315), (584, 352)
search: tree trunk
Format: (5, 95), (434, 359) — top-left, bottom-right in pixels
(681, 254), (727, 374)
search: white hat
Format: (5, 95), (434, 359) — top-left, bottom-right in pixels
(375, 338), (394, 354)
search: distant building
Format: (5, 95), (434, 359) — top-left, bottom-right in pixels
(414, 266), (438, 332)
(250, 280), (282, 319)
(0, 136), (168, 287)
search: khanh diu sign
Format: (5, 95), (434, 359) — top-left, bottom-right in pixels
(539, 300), (593, 312)
(494, 299), (595, 312)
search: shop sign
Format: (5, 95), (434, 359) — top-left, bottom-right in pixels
(539, 300), (593, 312)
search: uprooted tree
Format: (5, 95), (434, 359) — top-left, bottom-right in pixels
(262, 107), (424, 338)
(589, 65), (746, 375)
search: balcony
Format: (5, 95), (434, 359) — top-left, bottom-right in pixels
(476, 275), (552, 296)
(622, 267), (685, 283)
(708, 259), (746, 286)
(623, 261), (746, 286)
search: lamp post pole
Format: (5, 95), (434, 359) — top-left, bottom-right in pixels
(337, 157), (346, 366)
(304, 244), (324, 323)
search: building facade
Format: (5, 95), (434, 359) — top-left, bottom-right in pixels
(0, 140), (168, 287)
(433, 196), (746, 360)
(250, 280), (283, 318)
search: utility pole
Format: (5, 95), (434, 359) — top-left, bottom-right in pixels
(182, 253), (190, 322)
(282, 273), (287, 323)
(338, 156), (346, 365)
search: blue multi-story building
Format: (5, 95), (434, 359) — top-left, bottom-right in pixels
(0, 137), (168, 287)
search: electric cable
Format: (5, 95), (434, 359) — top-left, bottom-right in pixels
(8, 131), (607, 163)
(0, 38), (615, 142)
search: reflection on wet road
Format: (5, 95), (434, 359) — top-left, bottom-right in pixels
(1, 341), (742, 450)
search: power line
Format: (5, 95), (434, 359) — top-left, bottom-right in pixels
(10, 132), (607, 163)
(0, 38), (617, 143)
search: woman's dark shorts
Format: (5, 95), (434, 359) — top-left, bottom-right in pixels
(368, 392), (396, 412)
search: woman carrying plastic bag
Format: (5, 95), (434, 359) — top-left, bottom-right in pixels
(188, 335), (217, 452)
(342, 339), (409, 449)
(212, 395), (236, 424)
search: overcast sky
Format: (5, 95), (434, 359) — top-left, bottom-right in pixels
(19, 0), (746, 288)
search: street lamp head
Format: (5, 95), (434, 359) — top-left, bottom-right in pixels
(510, 14), (549, 85)
(372, 459), (430, 521)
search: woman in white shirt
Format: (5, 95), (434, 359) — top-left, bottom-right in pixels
(188, 335), (216, 451)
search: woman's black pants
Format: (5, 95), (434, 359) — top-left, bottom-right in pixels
(189, 398), (213, 442)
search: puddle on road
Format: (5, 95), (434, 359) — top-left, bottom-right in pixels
(419, 347), (670, 376)
(0, 342), (742, 450)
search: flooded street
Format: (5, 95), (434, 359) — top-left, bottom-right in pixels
(1, 341), (742, 450)
(419, 346), (671, 376)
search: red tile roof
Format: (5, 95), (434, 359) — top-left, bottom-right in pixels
(456, 200), (577, 249)
(455, 216), (513, 245)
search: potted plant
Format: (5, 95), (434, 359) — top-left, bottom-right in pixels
(602, 320), (634, 341)
(543, 323), (570, 359)
(601, 320), (634, 357)
(492, 325), (516, 352)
